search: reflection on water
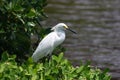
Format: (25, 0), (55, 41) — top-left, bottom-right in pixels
(42, 0), (120, 79)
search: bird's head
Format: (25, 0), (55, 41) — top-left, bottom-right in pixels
(51, 23), (76, 34)
(51, 23), (68, 31)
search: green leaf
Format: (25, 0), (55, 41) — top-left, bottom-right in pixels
(26, 8), (36, 18)
(0, 64), (5, 73)
(27, 22), (35, 27)
(1, 51), (9, 62)
(27, 57), (34, 64)
(76, 66), (84, 73)
(56, 52), (64, 63)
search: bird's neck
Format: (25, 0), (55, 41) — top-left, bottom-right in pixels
(55, 30), (65, 37)
(53, 30), (66, 48)
(56, 30), (65, 35)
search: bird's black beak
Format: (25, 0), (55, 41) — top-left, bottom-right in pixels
(67, 28), (77, 34)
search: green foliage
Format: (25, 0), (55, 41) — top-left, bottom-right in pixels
(0, 0), (47, 60)
(0, 52), (111, 80)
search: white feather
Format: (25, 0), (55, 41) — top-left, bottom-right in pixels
(31, 23), (75, 62)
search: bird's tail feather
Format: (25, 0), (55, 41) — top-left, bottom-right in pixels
(32, 54), (39, 62)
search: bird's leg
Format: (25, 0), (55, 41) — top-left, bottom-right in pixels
(42, 54), (52, 62)
(48, 53), (52, 61)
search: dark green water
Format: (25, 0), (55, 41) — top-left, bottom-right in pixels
(42, 0), (120, 80)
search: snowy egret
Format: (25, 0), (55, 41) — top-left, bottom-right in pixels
(32, 23), (76, 62)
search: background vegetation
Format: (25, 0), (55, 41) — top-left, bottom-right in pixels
(0, 0), (111, 80)
(0, 0), (48, 61)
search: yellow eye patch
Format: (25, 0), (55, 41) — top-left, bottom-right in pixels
(64, 25), (68, 29)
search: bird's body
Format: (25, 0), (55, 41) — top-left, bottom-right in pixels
(32, 23), (76, 62)
(32, 31), (65, 62)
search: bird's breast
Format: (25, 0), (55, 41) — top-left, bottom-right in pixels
(53, 31), (65, 48)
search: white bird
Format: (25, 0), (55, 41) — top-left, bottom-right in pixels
(32, 23), (76, 62)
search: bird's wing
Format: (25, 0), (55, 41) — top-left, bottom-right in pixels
(32, 32), (55, 62)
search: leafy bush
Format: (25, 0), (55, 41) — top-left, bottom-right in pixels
(0, 0), (47, 61)
(0, 52), (111, 80)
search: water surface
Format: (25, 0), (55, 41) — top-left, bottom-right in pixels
(42, 0), (120, 79)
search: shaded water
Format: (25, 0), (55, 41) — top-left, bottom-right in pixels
(42, 0), (120, 79)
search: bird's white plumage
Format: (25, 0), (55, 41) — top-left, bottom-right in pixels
(32, 23), (67, 62)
